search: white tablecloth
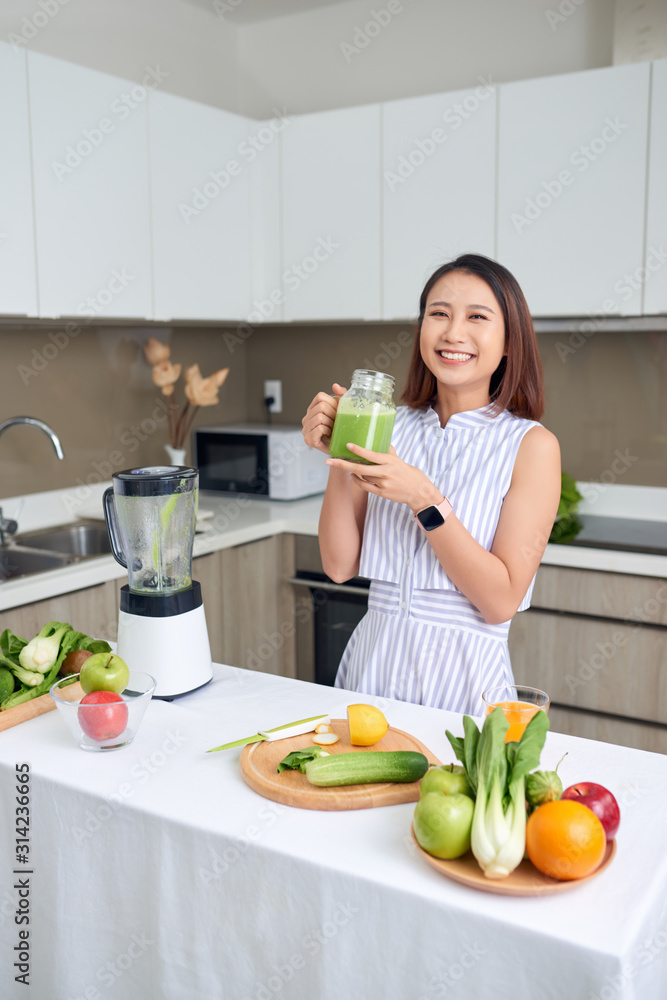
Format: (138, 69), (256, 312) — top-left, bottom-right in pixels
(1, 664), (666, 1000)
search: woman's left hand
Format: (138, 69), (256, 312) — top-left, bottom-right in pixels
(325, 445), (444, 513)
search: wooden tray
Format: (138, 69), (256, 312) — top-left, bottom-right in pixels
(0, 680), (83, 733)
(411, 825), (616, 895)
(240, 718), (441, 811)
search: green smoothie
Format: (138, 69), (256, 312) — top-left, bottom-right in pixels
(329, 404), (396, 464)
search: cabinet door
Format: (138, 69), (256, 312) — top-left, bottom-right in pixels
(497, 63), (650, 316)
(382, 85), (496, 320)
(249, 117), (283, 323)
(644, 58), (667, 315)
(0, 43), (38, 317)
(149, 91), (251, 321)
(28, 52), (152, 319)
(5, 581), (119, 644)
(282, 104), (381, 321)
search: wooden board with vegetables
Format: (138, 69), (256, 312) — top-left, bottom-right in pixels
(240, 718), (441, 811)
(0, 622), (111, 731)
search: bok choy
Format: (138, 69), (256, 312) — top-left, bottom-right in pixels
(446, 707), (549, 879)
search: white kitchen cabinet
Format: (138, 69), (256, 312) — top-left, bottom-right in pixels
(28, 52), (152, 320)
(0, 43), (38, 317)
(644, 58), (667, 316)
(149, 91), (252, 321)
(497, 63), (650, 317)
(281, 104), (381, 321)
(249, 117), (283, 323)
(382, 84), (497, 320)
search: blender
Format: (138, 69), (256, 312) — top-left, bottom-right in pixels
(103, 465), (212, 698)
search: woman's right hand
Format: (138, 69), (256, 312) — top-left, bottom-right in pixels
(301, 382), (347, 455)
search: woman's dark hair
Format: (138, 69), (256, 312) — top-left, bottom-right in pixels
(400, 254), (544, 420)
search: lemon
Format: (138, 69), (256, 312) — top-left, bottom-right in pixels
(347, 703), (389, 746)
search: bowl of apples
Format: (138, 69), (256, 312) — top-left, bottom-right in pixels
(50, 653), (156, 751)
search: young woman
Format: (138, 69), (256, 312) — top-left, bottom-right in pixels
(301, 254), (561, 714)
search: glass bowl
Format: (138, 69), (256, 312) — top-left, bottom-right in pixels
(49, 670), (156, 751)
(481, 684), (550, 743)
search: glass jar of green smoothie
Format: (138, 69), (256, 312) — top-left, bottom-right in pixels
(329, 370), (396, 465)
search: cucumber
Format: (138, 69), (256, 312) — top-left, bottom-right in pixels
(305, 750), (429, 787)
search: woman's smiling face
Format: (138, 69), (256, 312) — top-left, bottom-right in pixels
(420, 270), (506, 405)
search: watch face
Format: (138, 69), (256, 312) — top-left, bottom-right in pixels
(417, 505), (445, 532)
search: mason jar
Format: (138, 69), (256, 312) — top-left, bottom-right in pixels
(329, 370), (396, 465)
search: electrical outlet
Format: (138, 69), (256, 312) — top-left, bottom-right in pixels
(264, 379), (282, 414)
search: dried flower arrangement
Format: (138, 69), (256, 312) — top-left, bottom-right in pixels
(143, 338), (229, 450)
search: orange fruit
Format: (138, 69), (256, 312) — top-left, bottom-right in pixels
(526, 799), (606, 881)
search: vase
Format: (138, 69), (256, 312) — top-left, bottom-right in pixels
(165, 444), (187, 466)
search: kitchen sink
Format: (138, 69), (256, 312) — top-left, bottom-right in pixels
(15, 521), (112, 558)
(0, 546), (74, 582)
(1, 521), (113, 582)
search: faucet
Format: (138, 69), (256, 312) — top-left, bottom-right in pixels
(0, 417), (65, 460)
(0, 507), (18, 546)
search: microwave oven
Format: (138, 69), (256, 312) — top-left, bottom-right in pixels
(192, 424), (329, 500)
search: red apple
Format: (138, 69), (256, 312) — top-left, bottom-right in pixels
(78, 691), (128, 741)
(561, 782), (620, 841)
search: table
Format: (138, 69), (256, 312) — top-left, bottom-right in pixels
(1, 664), (667, 1000)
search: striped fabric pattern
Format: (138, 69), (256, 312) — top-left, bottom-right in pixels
(335, 403), (542, 714)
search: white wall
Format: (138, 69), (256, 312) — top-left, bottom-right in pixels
(236, 0), (616, 117)
(0, 0), (241, 112)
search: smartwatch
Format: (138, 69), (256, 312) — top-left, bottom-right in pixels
(414, 497), (453, 532)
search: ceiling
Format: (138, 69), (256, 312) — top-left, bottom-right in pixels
(182, 0), (350, 25)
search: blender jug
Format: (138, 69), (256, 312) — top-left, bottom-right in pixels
(103, 465), (212, 699)
(104, 465), (198, 594)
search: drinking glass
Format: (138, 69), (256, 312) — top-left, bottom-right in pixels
(481, 684), (550, 743)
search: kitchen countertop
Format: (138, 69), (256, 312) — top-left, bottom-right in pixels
(0, 481), (665, 613)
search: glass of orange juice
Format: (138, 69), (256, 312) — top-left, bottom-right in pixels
(481, 684), (550, 743)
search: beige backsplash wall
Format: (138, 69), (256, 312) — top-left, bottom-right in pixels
(244, 324), (667, 488)
(1, 321), (665, 497)
(0, 325), (247, 497)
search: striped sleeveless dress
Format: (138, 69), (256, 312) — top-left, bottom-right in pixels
(334, 403), (542, 715)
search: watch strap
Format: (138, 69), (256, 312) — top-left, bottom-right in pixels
(414, 496), (453, 531)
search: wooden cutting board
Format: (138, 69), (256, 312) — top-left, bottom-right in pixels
(240, 718), (441, 811)
(0, 681), (83, 733)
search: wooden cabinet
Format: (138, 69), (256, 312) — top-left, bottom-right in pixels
(508, 565), (667, 754)
(0, 42), (38, 317)
(148, 91), (251, 321)
(644, 57), (667, 315)
(497, 63), (651, 316)
(28, 51), (153, 319)
(281, 103), (381, 321)
(2, 580), (119, 644)
(194, 535), (296, 677)
(382, 84), (496, 320)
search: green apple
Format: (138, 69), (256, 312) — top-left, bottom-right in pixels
(420, 764), (473, 799)
(413, 791), (474, 859)
(79, 652), (130, 695)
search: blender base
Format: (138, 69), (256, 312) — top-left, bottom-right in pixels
(117, 603), (213, 699)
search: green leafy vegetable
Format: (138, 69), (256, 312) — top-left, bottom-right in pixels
(19, 622), (71, 673)
(550, 472), (584, 545)
(446, 707), (550, 879)
(277, 746), (331, 773)
(0, 624), (111, 711)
